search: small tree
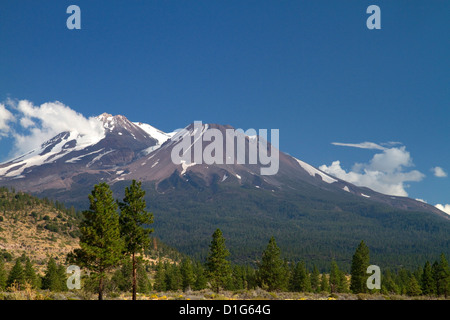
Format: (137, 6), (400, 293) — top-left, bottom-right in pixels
(0, 258), (7, 291)
(310, 265), (321, 293)
(7, 260), (25, 290)
(180, 258), (195, 292)
(407, 276), (422, 296)
(119, 180), (154, 300)
(257, 236), (287, 291)
(320, 273), (330, 293)
(350, 240), (370, 294)
(68, 182), (124, 300)
(206, 229), (231, 293)
(329, 259), (341, 293)
(42, 257), (66, 292)
(24, 257), (39, 289)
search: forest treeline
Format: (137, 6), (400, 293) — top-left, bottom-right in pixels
(0, 182), (449, 299)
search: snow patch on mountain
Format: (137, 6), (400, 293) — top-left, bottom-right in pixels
(295, 158), (337, 184)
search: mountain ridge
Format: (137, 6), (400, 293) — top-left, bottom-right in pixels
(0, 113), (448, 268)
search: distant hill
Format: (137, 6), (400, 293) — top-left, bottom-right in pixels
(0, 187), (82, 272)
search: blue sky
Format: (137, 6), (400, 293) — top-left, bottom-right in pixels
(0, 1), (449, 210)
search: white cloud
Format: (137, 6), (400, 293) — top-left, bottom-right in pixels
(0, 103), (14, 136)
(319, 144), (425, 197)
(3, 99), (105, 157)
(331, 141), (386, 150)
(432, 166), (447, 178)
(435, 204), (450, 215)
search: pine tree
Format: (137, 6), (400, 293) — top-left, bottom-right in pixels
(338, 270), (349, 293)
(7, 259), (25, 290)
(136, 261), (151, 294)
(435, 253), (450, 297)
(42, 258), (65, 292)
(153, 261), (166, 292)
(68, 182), (124, 300)
(206, 229), (231, 293)
(24, 257), (39, 289)
(257, 236), (287, 291)
(193, 262), (208, 291)
(350, 240), (370, 294)
(290, 261), (311, 292)
(180, 258), (195, 292)
(421, 261), (435, 296)
(310, 265), (320, 293)
(0, 258), (7, 291)
(119, 180), (154, 300)
(407, 276), (422, 296)
(320, 273), (330, 293)
(329, 260), (341, 293)
(165, 262), (182, 291)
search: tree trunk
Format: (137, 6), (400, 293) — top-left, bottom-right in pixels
(132, 253), (137, 300)
(99, 276), (103, 300)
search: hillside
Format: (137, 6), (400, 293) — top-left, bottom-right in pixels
(0, 187), (81, 272)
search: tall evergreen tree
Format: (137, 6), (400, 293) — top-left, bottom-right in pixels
(350, 240), (370, 294)
(206, 229), (231, 293)
(7, 259), (25, 290)
(68, 182), (124, 300)
(119, 180), (154, 300)
(435, 253), (450, 297)
(257, 236), (287, 291)
(421, 261), (435, 296)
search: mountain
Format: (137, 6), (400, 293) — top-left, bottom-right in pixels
(1, 114), (449, 269)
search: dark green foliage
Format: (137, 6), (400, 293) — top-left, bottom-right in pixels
(256, 236), (288, 291)
(0, 258), (6, 291)
(7, 259), (25, 289)
(421, 261), (435, 296)
(41, 258), (66, 292)
(180, 258), (195, 292)
(320, 273), (330, 293)
(24, 257), (39, 289)
(67, 183), (124, 300)
(119, 179), (154, 300)
(329, 260), (341, 293)
(434, 253), (450, 297)
(289, 261), (311, 292)
(350, 240), (370, 294)
(153, 261), (166, 292)
(206, 229), (232, 293)
(193, 261), (208, 291)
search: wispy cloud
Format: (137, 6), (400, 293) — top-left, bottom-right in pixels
(320, 143), (425, 197)
(432, 166), (447, 178)
(331, 141), (386, 150)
